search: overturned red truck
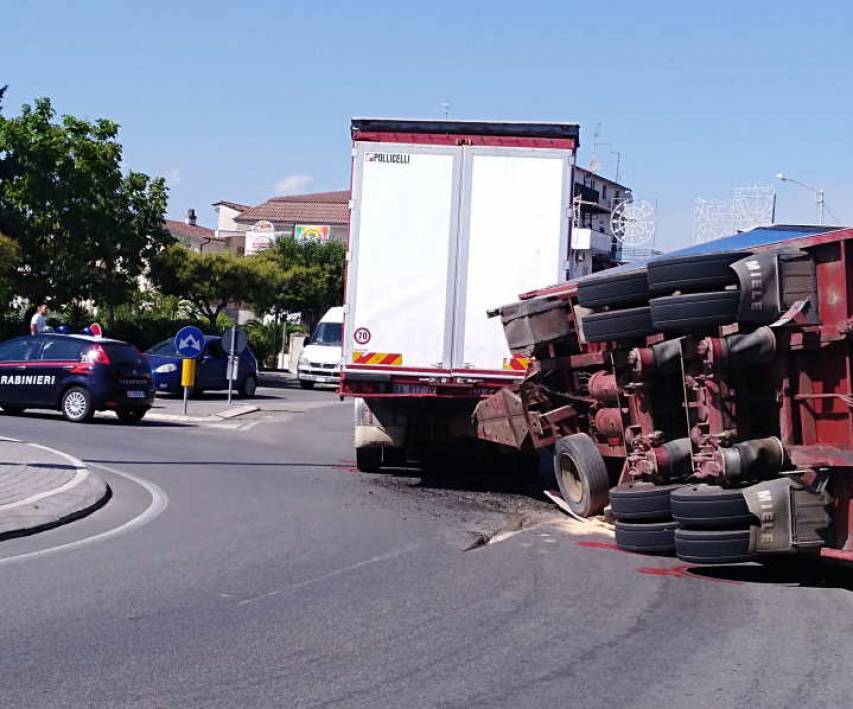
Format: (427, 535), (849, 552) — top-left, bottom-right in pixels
(477, 225), (853, 566)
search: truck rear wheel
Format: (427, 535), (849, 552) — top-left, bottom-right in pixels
(671, 485), (755, 530)
(577, 270), (650, 309)
(356, 446), (381, 473)
(674, 528), (754, 564)
(553, 434), (610, 518)
(610, 483), (683, 521)
(582, 306), (654, 343)
(647, 251), (749, 295)
(615, 520), (679, 554)
(650, 290), (740, 332)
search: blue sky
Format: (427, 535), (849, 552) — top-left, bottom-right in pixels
(3, 0), (851, 250)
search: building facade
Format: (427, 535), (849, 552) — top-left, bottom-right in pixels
(213, 191), (349, 257)
(567, 166), (633, 279)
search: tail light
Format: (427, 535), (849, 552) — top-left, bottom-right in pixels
(85, 344), (111, 365)
(68, 344), (110, 375)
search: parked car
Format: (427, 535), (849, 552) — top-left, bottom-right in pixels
(297, 306), (343, 389)
(0, 333), (154, 422)
(147, 335), (258, 397)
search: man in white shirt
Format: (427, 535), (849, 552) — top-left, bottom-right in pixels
(30, 304), (48, 335)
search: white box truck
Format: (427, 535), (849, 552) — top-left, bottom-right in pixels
(340, 118), (579, 471)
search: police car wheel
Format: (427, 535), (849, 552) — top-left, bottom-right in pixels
(1, 405), (25, 415)
(61, 387), (94, 423)
(239, 375), (257, 398)
(116, 407), (148, 423)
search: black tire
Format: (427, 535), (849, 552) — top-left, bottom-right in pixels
(615, 520), (679, 554)
(675, 528), (754, 564)
(356, 446), (381, 473)
(61, 386), (94, 423)
(299, 379), (315, 390)
(239, 374), (257, 398)
(671, 484), (755, 530)
(582, 306), (654, 343)
(1, 405), (25, 415)
(650, 290), (740, 332)
(382, 447), (406, 468)
(577, 270), (650, 309)
(116, 407), (148, 423)
(647, 251), (750, 295)
(553, 433), (610, 517)
(610, 482), (683, 521)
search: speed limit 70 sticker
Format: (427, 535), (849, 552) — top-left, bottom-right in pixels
(353, 327), (371, 345)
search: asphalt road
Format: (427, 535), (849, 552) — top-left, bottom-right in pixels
(0, 378), (851, 708)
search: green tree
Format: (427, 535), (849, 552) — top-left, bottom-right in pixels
(252, 237), (345, 330)
(149, 245), (267, 331)
(0, 96), (171, 319)
(0, 232), (20, 310)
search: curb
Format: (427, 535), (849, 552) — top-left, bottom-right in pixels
(0, 438), (110, 540)
(144, 404), (260, 425)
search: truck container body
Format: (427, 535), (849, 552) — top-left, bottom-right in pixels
(474, 225), (853, 567)
(341, 119), (579, 470)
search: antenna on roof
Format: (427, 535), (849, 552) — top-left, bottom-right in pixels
(439, 100), (452, 119)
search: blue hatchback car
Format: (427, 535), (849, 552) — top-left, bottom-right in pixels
(146, 336), (258, 397)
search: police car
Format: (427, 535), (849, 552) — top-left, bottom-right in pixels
(0, 334), (155, 423)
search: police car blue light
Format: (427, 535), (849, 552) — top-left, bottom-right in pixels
(0, 334), (155, 423)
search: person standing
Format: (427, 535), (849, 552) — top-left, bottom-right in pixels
(29, 304), (48, 335)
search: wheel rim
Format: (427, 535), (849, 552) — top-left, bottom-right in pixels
(65, 391), (87, 419)
(558, 453), (584, 503)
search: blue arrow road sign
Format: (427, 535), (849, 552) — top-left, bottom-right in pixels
(174, 326), (205, 358)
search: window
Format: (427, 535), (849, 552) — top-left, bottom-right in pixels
(40, 338), (86, 361)
(206, 340), (225, 358)
(311, 322), (343, 347)
(0, 338), (41, 362)
(148, 339), (178, 356)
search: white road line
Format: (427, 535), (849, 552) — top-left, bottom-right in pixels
(237, 542), (421, 606)
(0, 463), (168, 566)
(0, 439), (90, 511)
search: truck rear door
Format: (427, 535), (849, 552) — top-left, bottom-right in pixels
(345, 143), (460, 375)
(452, 147), (572, 378)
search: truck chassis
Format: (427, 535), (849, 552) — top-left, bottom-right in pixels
(475, 225), (853, 566)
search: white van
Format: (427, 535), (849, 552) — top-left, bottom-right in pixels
(297, 306), (344, 389)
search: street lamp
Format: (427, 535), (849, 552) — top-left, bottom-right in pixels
(776, 173), (825, 225)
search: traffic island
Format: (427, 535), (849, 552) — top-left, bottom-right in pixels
(0, 437), (109, 540)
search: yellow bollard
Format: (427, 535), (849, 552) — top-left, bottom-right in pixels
(181, 358), (196, 387)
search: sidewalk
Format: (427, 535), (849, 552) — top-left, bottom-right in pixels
(0, 438), (109, 539)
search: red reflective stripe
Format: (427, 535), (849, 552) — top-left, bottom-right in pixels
(0, 361), (77, 367)
(380, 353), (400, 365)
(353, 131), (577, 150)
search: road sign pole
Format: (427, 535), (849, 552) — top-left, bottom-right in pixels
(174, 325), (205, 416)
(227, 325), (236, 405)
(181, 358), (196, 415)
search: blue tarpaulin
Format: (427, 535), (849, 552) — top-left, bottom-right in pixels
(577, 225), (841, 283)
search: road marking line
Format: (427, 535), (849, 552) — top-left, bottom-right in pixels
(0, 439), (90, 511)
(237, 543), (421, 606)
(0, 463), (168, 566)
